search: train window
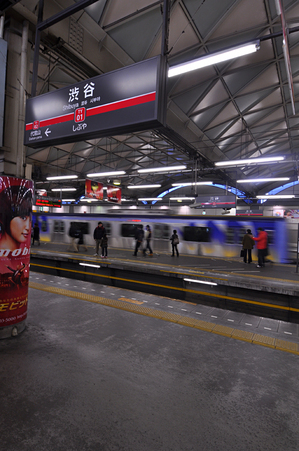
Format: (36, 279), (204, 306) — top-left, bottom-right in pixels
(225, 227), (235, 244)
(54, 220), (65, 233)
(41, 219), (48, 232)
(70, 222), (90, 234)
(183, 226), (211, 242)
(265, 229), (274, 245)
(121, 223), (138, 237)
(102, 222), (111, 235)
(153, 224), (170, 239)
(239, 227), (247, 244)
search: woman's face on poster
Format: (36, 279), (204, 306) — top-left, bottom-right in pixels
(9, 216), (30, 243)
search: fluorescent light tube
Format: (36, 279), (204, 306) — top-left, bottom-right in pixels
(138, 198), (162, 201)
(128, 184), (161, 189)
(184, 278), (218, 286)
(169, 197), (195, 200)
(137, 165), (186, 173)
(46, 175), (78, 180)
(172, 182), (213, 187)
(215, 156), (285, 167)
(256, 195), (295, 199)
(79, 263), (101, 268)
(51, 188), (77, 191)
(87, 171), (126, 177)
(168, 41), (260, 77)
(237, 177), (289, 183)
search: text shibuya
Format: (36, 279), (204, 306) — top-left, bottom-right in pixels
(0, 247), (30, 257)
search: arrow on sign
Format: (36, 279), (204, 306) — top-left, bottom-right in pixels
(45, 128), (51, 137)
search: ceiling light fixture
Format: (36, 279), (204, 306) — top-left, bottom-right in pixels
(51, 188), (77, 192)
(86, 171), (126, 177)
(172, 182), (213, 187)
(169, 197), (195, 200)
(128, 184), (161, 189)
(168, 41), (260, 77)
(46, 175), (78, 181)
(237, 177), (289, 183)
(137, 165), (186, 173)
(256, 194), (295, 199)
(215, 156), (285, 167)
(138, 198), (162, 201)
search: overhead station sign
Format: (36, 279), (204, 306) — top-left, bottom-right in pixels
(24, 56), (166, 148)
(192, 195), (236, 208)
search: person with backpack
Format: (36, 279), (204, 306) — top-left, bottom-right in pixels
(170, 229), (179, 257)
(93, 221), (106, 256)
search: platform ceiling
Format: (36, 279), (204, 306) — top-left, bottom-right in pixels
(4, 0), (299, 201)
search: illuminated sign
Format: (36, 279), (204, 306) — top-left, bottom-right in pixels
(25, 56), (166, 148)
(192, 195), (236, 208)
(35, 195), (62, 208)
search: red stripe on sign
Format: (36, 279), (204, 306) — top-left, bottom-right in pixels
(40, 112), (74, 128)
(25, 92), (156, 130)
(87, 92), (156, 117)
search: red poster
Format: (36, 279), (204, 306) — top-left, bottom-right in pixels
(107, 185), (121, 204)
(85, 179), (103, 200)
(0, 177), (33, 328)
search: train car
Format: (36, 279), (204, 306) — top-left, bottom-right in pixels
(31, 213), (291, 263)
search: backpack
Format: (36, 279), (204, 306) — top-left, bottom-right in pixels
(173, 236), (179, 245)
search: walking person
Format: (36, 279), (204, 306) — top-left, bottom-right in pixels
(143, 225), (153, 256)
(93, 221), (106, 256)
(100, 233), (108, 258)
(253, 227), (268, 268)
(133, 225), (144, 256)
(32, 222), (40, 246)
(170, 229), (179, 257)
(77, 227), (87, 252)
(68, 223), (78, 252)
(241, 229), (254, 264)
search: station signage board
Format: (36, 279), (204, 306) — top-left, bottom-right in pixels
(192, 195), (236, 208)
(35, 195), (62, 208)
(24, 56), (166, 148)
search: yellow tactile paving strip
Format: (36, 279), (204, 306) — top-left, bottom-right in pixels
(29, 281), (299, 356)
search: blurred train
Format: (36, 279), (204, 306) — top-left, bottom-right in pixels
(31, 212), (299, 263)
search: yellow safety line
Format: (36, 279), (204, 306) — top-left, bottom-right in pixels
(29, 281), (299, 356)
(30, 262), (299, 313)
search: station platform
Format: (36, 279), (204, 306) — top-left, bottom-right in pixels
(1, 270), (299, 450)
(30, 241), (299, 323)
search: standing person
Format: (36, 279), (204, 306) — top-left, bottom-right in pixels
(241, 229), (254, 264)
(93, 221), (106, 256)
(68, 223), (78, 252)
(100, 233), (108, 258)
(133, 225), (144, 256)
(143, 225), (153, 256)
(77, 227), (87, 252)
(170, 229), (179, 257)
(253, 227), (268, 268)
(32, 222), (40, 246)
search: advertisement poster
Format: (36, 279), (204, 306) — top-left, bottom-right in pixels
(107, 185), (121, 204)
(85, 179), (103, 200)
(0, 177), (33, 328)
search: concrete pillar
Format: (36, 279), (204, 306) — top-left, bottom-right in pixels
(0, 18), (30, 177)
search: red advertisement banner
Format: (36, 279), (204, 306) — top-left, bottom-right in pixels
(0, 177), (33, 328)
(107, 185), (121, 204)
(85, 179), (103, 200)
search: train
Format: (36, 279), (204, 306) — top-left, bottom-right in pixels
(31, 212), (299, 263)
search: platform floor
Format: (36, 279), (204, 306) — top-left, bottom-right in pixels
(1, 271), (299, 451)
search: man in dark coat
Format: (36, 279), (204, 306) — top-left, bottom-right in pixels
(93, 221), (106, 256)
